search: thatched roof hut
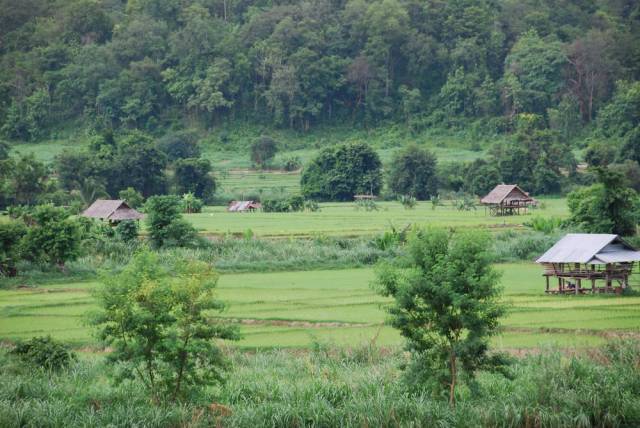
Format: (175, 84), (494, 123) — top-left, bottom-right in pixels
(480, 184), (535, 215)
(82, 200), (144, 222)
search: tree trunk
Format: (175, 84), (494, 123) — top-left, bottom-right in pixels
(449, 348), (457, 408)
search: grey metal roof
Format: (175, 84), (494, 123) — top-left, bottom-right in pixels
(228, 201), (261, 212)
(536, 233), (640, 264)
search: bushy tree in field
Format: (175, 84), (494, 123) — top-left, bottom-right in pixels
(387, 145), (438, 200)
(374, 228), (510, 406)
(2, 154), (49, 206)
(90, 250), (239, 402)
(21, 205), (82, 269)
(180, 192), (204, 213)
(118, 187), (144, 209)
(301, 142), (382, 201)
(144, 195), (198, 248)
(156, 130), (201, 161)
(11, 336), (77, 370)
(0, 220), (27, 276)
(250, 136), (278, 169)
(567, 167), (639, 236)
(173, 158), (215, 200)
(462, 159), (502, 196)
(115, 220), (138, 243)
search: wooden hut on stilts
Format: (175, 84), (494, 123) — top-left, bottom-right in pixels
(480, 184), (536, 216)
(536, 234), (640, 294)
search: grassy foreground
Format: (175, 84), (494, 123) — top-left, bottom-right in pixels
(2, 263), (638, 350)
(1, 340), (639, 427)
(183, 199), (568, 238)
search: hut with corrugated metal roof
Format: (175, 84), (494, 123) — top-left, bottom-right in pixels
(81, 199), (144, 223)
(536, 233), (640, 294)
(480, 184), (536, 216)
(227, 200), (261, 212)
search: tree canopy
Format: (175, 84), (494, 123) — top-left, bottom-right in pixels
(301, 142), (382, 201)
(0, 0), (638, 137)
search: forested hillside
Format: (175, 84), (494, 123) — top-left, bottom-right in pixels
(1, 0), (639, 140)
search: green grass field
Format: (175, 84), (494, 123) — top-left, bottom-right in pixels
(2, 263), (636, 350)
(184, 198), (568, 237)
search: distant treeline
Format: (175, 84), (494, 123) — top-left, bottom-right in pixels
(1, 0), (639, 139)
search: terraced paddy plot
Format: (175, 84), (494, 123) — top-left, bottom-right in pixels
(185, 198), (569, 237)
(217, 169), (301, 198)
(2, 263), (637, 350)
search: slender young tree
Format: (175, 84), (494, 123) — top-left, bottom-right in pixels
(374, 228), (510, 406)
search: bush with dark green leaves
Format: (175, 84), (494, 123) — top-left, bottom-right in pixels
(567, 167), (640, 236)
(301, 142), (382, 201)
(281, 155), (301, 171)
(118, 187), (144, 209)
(262, 195), (305, 213)
(250, 136), (278, 169)
(173, 158), (215, 200)
(11, 336), (77, 370)
(0, 220), (27, 276)
(115, 220), (138, 242)
(387, 145), (438, 200)
(21, 205), (82, 269)
(145, 195), (198, 248)
(156, 130), (201, 161)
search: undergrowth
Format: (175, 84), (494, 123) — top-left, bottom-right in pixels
(1, 340), (639, 427)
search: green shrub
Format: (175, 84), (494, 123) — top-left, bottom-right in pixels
(145, 195), (198, 248)
(0, 220), (27, 276)
(11, 336), (77, 370)
(115, 220), (138, 242)
(262, 195), (305, 213)
(180, 192), (204, 213)
(281, 155), (301, 171)
(90, 251), (239, 402)
(398, 195), (417, 209)
(354, 198), (378, 211)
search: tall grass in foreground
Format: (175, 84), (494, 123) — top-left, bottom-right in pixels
(1, 340), (639, 427)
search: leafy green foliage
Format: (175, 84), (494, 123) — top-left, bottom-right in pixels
(250, 136), (278, 169)
(387, 145), (438, 200)
(21, 205), (82, 268)
(156, 130), (201, 162)
(115, 220), (138, 243)
(0, 154), (49, 207)
(180, 192), (204, 214)
(375, 229), (509, 405)
(301, 142), (382, 201)
(567, 168), (640, 236)
(118, 187), (144, 209)
(261, 195), (305, 213)
(91, 251), (239, 401)
(398, 195), (417, 210)
(281, 155), (301, 172)
(173, 158), (215, 200)
(11, 336), (76, 371)
(55, 132), (168, 198)
(144, 195), (198, 248)
(0, 220), (27, 276)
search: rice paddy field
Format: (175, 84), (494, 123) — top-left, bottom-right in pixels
(184, 198), (568, 237)
(2, 263), (638, 351)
